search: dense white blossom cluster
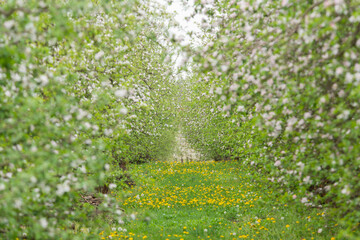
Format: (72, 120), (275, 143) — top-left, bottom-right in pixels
(180, 0), (360, 238)
(0, 0), (178, 238)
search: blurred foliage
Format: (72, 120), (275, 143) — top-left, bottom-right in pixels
(180, 0), (360, 238)
(0, 0), (178, 238)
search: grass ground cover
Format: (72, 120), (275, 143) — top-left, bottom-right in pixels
(99, 161), (341, 240)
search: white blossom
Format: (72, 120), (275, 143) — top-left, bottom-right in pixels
(115, 89), (127, 98)
(237, 105), (245, 112)
(104, 164), (110, 171)
(14, 199), (22, 209)
(304, 112), (311, 119)
(356, 39), (360, 48)
(215, 87), (222, 95)
(3, 20), (15, 29)
(118, 107), (128, 115)
(56, 182), (70, 196)
(341, 185), (350, 195)
(274, 160), (281, 167)
(303, 176), (311, 184)
(39, 218), (48, 228)
(94, 50), (105, 60)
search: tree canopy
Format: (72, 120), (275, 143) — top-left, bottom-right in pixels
(1, 0), (359, 238)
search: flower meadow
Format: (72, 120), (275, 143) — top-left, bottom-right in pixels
(98, 161), (341, 239)
(1, 0), (360, 239)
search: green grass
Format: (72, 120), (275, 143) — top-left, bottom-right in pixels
(99, 161), (340, 240)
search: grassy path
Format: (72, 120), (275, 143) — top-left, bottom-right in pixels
(100, 161), (339, 240)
